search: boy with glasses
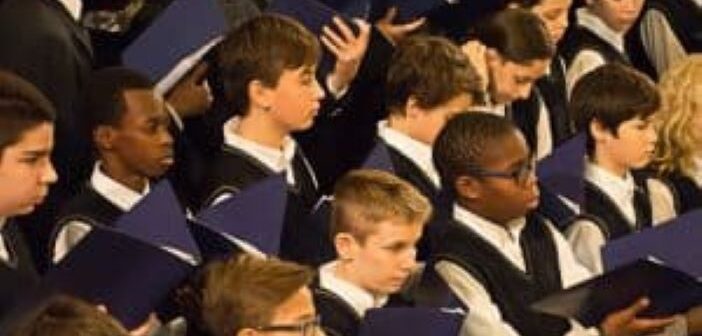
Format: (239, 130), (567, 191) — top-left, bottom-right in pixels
(428, 112), (678, 335)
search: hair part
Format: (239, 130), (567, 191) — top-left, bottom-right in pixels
(569, 63), (661, 156)
(652, 55), (702, 177)
(473, 7), (555, 64)
(433, 113), (519, 194)
(385, 35), (484, 113)
(197, 254), (314, 336)
(218, 14), (321, 117)
(0, 70), (56, 157)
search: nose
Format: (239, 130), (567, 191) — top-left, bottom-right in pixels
(42, 161), (58, 185)
(647, 125), (658, 144)
(400, 248), (418, 271)
(313, 78), (325, 101)
(160, 127), (174, 146)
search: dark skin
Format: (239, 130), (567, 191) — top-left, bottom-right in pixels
(94, 89), (174, 193)
(451, 129), (676, 336)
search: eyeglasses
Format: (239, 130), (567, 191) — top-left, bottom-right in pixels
(467, 157), (536, 186)
(256, 315), (322, 336)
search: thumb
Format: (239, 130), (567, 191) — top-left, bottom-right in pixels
(379, 6), (397, 23)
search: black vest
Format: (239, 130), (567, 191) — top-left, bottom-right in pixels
(627, 0), (702, 79)
(578, 176), (653, 240)
(536, 56), (573, 146)
(663, 172), (702, 215)
(201, 144), (329, 265)
(432, 213), (571, 336)
(0, 219), (39, 318)
(560, 26), (631, 68)
(509, 91), (542, 155)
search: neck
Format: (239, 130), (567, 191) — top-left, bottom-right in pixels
(237, 112), (288, 149)
(592, 150), (629, 178)
(457, 199), (513, 228)
(333, 261), (384, 300)
(100, 159), (148, 193)
(387, 115), (413, 136)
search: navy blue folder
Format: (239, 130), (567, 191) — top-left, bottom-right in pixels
(603, 209), (702, 278)
(267, 0), (344, 36)
(531, 259), (702, 327)
(43, 180), (199, 329)
(122, 0), (227, 82)
(193, 175), (288, 258)
(359, 307), (464, 336)
(369, 0), (449, 22)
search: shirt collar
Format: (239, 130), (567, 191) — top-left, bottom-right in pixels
(576, 7), (626, 53)
(57, 0), (82, 21)
(90, 162), (150, 212)
(696, 0), (702, 8)
(222, 117), (297, 174)
(452, 204), (526, 251)
(585, 161), (636, 205)
(319, 261), (388, 317)
(377, 121), (440, 188)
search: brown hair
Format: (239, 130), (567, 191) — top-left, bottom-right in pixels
(331, 169), (432, 243)
(8, 295), (128, 336)
(218, 14), (321, 116)
(199, 254), (314, 336)
(386, 35), (484, 113)
(0, 70), (56, 159)
(570, 63), (660, 156)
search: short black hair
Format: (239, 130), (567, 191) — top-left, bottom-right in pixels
(569, 63), (660, 155)
(473, 7), (554, 64)
(433, 112), (518, 194)
(0, 70), (56, 156)
(83, 67), (153, 136)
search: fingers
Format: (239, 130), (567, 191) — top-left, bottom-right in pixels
(186, 62), (208, 84)
(379, 6), (397, 24)
(333, 16), (355, 42)
(394, 16), (426, 34)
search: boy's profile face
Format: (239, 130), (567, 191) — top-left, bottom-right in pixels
(102, 89), (174, 179)
(595, 116), (657, 170)
(489, 57), (550, 104)
(530, 0), (572, 44)
(588, 0), (644, 33)
(407, 93), (473, 145)
(265, 65), (325, 133)
(339, 219), (422, 296)
(0, 123), (57, 216)
(459, 130), (539, 224)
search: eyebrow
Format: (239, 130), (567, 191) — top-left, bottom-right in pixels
(20, 149), (51, 157)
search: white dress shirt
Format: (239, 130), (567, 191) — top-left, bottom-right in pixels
(318, 261), (388, 317)
(691, 157), (702, 187)
(53, 163), (150, 263)
(566, 8), (626, 96)
(435, 205), (596, 336)
(566, 162), (676, 274)
(58, 0), (82, 21)
(377, 121), (440, 188)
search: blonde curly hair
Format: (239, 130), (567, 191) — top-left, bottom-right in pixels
(652, 55), (702, 177)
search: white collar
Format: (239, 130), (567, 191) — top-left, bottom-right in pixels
(58, 0), (82, 21)
(453, 204), (526, 251)
(585, 161), (636, 207)
(90, 162), (150, 212)
(576, 7), (626, 54)
(377, 121), (440, 188)
(222, 117), (297, 174)
(695, 0), (702, 8)
(319, 261), (388, 317)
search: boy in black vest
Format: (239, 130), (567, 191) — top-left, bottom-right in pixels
(0, 70), (57, 316)
(314, 169), (431, 336)
(561, 0), (644, 93)
(565, 63), (677, 274)
(51, 67), (174, 263)
(429, 112), (680, 335)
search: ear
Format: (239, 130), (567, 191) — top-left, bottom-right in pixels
(589, 119), (612, 144)
(454, 175), (482, 201)
(404, 96), (424, 120)
(247, 79), (273, 112)
(485, 48), (501, 70)
(93, 126), (116, 151)
(334, 232), (360, 262)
